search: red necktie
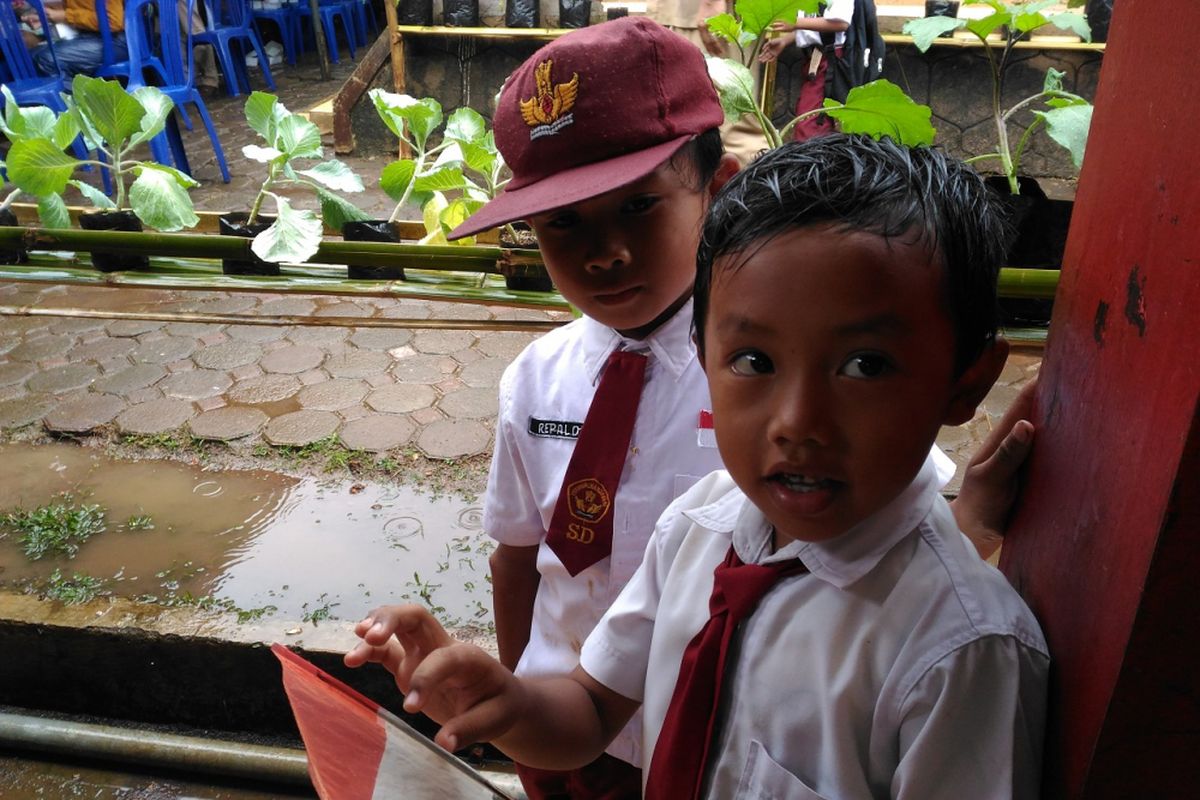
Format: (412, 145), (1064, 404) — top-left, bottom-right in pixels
(644, 545), (808, 800)
(546, 350), (648, 577)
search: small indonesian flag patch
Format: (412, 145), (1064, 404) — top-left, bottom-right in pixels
(697, 410), (717, 448)
(272, 644), (512, 799)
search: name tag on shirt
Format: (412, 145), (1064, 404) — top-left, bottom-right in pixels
(698, 410), (717, 448)
(528, 417), (583, 440)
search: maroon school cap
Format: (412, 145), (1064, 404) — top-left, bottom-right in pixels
(448, 16), (725, 240)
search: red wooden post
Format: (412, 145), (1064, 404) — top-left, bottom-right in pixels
(999, 2), (1200, 798)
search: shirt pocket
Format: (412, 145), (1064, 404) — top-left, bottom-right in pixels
(735, 740), (832, 800)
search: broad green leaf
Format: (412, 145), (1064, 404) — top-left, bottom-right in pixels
(823, 79), (936, 146)
(1043, 67), (1066, 93)
(1035, 103), (1091, 168)
(276, 115), (322, 159)
(379, 159), (417, 201)
(243, 144), (283, 162)
(129, 165), (199, 231)
(141, 161), (199, 189)
(1013, 11), (1050, 34)
(1044, 94), (1087, 109)
(37, 193), (70, 229)
(0, 87), (21, 139)
(66, 97), (104, 152)
(707, 57), (759, 122)
(438, 196), (483, 244)
(14, 107), (59, 140)
(7, 138), (79, 196)
(963, 0), (1005, 11)
(315, 187), (370, 229)
(903, 16), (965, 51)
(706, 13), (755, 49)
(444, 107), (488, 145)
(419, 191), (450, 245)
(369, 89), (442, 150)
(458, 138), (499, 178)
(736, 0), (820, 39)
(69, 179), (117, 210)
(412, 166), (465, 193)
(129, 87), (174, 148)
(1049, 12), (1091, 42)
(71, 75), (145, 150)
(965, 11), (1011, 40)
(244, 92), (280, 142)
(52, 112), (81, 152)
(252, 196), (323, 263)
(1018, 0), (1057, 15)
(297, 160), (364, 193)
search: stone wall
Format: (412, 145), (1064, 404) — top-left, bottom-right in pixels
(355, 29), (1102, 182)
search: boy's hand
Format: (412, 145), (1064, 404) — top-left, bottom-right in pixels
(769, 20), (797, 33)
(759, 36), (790, 63)
(345, 604), (526, 751)
(951, 378), (1038, 560)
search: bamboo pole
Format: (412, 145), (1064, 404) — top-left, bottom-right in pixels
(0, 304), (564, 332)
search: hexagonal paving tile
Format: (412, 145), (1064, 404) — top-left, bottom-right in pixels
(476, 331), (539, 359)
(227, 373), (302, 404)
(50, 318), (107, 334)
(193, 341), (264, 370)
(391, 353), (451, 384)
(285, 326), (350, 348)
(189, 406), (269, 441)
(106, 319), (165, 337)
(324, 350), (391, 379)
(314, 302), (372, 317)
(264, 409), (341, 446)
(412, 330), (476, 355)
(438, 386), (499, 420)
(459, 357), (509, 389)
(258, 297), (316, 317)
(297, 379), (370, 411)
(224, 324), (286, 343)
(93, 364), (167, 396)
(349, 328), (414, 351)
(26, 363), (99, 394)
(339, 414), (416, 452)
(43, 393), (126, 433)
(8, 335), (76, 362)
(131, 336), (197, 364)
(160, 369), (233, 401)
(116, 398), (196, 434)
(366, 383), (437, 414)
(68, 337), (137, 363)
(0, 361), (35, 387)
(416, 419), (491, 459)
(261, 344), (325, 374)
(0, 394), (58, 429)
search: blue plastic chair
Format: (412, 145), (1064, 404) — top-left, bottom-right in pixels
(126, 0), (231, 183)
(195, 0), (276, 96)
(295, 0), (357, 64)
(251, 1), (302, 66)
(94, 0), (168, 85)
(0, 0), (91, 161)
(351, 0), (378, 45)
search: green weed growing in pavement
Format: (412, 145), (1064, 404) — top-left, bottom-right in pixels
(123, 514), (154, 531)
(3, 493), (107, 560)
(43, 568), (107, 604)
(301, 593), (340, 625)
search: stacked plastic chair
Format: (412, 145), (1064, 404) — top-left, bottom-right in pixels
(250, 0), (302, 66)
(295, 0), (357, 64)
(125, 0), (231, 182)
(195, 0), (277, 96)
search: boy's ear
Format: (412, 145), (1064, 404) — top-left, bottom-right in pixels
(707, 154), (741, 199)
(944, 337), (1009, 426)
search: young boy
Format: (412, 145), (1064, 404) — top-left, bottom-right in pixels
(348, 135), (1048, 798)
(391, 17), (1032, 799)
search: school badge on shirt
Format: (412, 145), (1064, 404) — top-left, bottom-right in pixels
(520, 59), (579, 140)
(566, 478), (611, 526)
(698, 410), (717, 448)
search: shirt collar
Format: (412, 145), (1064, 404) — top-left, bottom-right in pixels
(579, 299), (697, 383)
(683, 452), (942, 588)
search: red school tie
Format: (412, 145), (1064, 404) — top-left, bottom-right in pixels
(643, 545), (809, 800)
(545, 349), (648, 577)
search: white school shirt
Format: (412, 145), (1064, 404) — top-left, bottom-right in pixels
(795, 0), (855, 49)
(581, 454), (1050, 799)
(483, 300), (724, 766)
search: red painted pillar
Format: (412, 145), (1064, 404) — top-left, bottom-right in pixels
(999, 2), (1200, 798)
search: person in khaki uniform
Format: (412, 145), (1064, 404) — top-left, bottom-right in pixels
(650, 0), (769, 165)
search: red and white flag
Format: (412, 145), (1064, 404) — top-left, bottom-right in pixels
(272, 643), (512, 800)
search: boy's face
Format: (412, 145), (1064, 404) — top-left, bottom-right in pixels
(527, 161), (715, 339)
(702, 225), (1002, 546)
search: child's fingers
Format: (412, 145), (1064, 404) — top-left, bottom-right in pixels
(355, 604), (448, 648)
(433, 693), (522, 753)
(969, 377), (1038, 467)
(344, 638), (404, 672)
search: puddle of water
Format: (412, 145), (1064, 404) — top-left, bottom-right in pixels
(0, 443), (494, 631)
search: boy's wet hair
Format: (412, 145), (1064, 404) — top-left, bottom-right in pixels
(669, 128), (725, 191)
(694, 135), (1009, 375)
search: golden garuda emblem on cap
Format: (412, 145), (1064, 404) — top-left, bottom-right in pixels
(520, 60), (579, 138)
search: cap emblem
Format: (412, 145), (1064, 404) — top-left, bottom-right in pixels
(520, 60), (579, 140)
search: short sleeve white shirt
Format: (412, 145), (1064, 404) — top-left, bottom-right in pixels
(483, 300), (724, 766)
(581, 454), (1050, 798)
(795, 0), (855, 48)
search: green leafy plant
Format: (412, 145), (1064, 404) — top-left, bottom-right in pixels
(43, 568), (107, 604)
(903, 0), (1092, 193)
(2, 493), (107, 560)
(706, 0), (936, 147)
(5, 76), (200, 231)
(241, 92), (369, 263)
(0, 87), (82, 225)
(370, 90), (511, 245)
